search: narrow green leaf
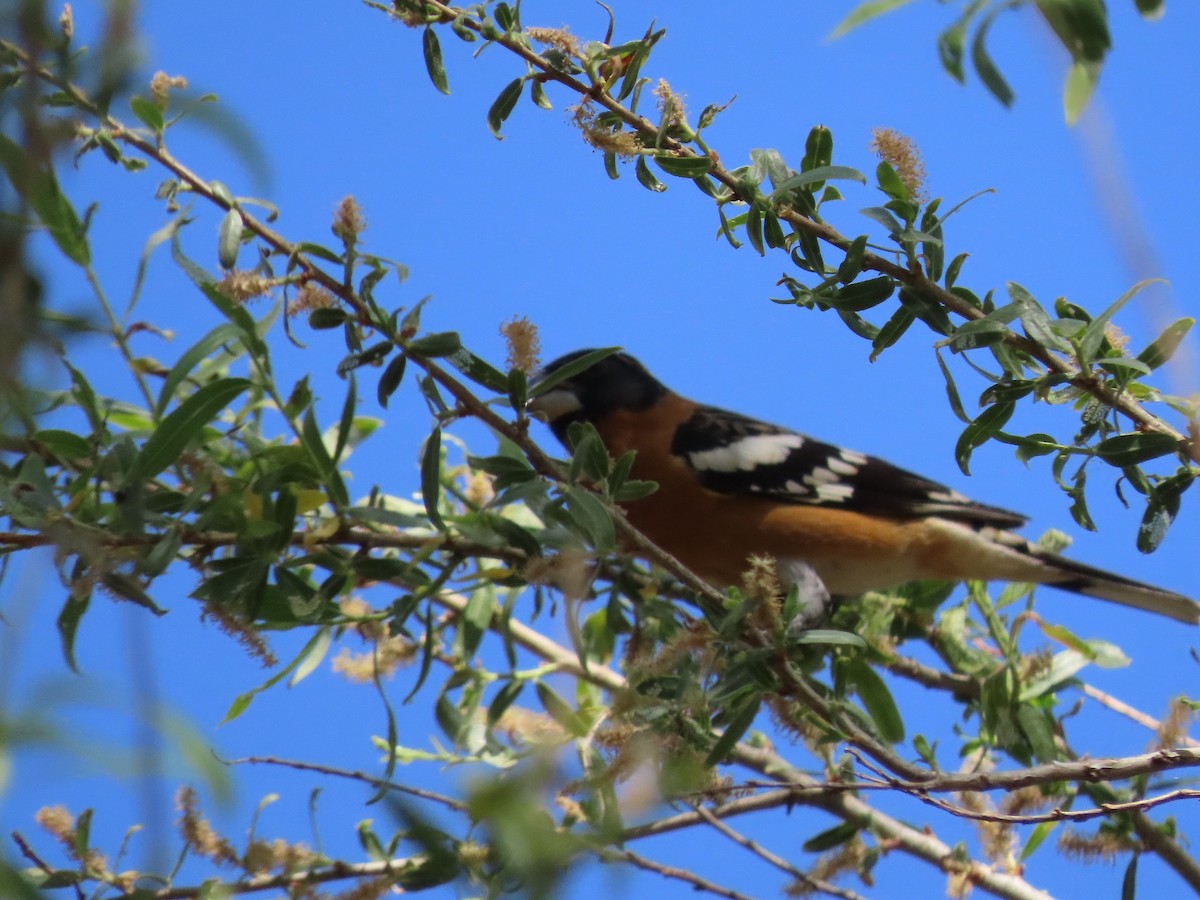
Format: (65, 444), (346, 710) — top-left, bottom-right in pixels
(634, 155), (665, 192)
(803, 821), (860, 853)
(935, 351), (970, 423)
(829, 0), (916, 39)
(1063, 60), (1099, 124)
(421, 428), (446, 531)
(407, 331), (462, 358)
(156, 322), (245, 416)
(1079, 278), (1166, 362)
(745, 203), (765, 256)
(1137, 318), (1193, 370)
(831, 276), (894, 312)
(135, 378), (250, 480)
(938, 0), (990, 82)
(869, 306), (914, 361)
(530, 78), (551, 110)
(972, 5), (1016, 107)
(771, 165), (866, 198)
(1121, 854), (1138, 900)
(530, 347), (621, 397)
(217, 207), (243, 269)
(1094, 432), (1179, 468)
(790, 630), (867, 647)
(536, 681), (586, 737)
(846, 659), (904, 743)
(422, 27), (450, 94)
(654, 154), (713, 177)
(945, 252), (969, 288)
(307, 307), (348, 329)
(837, 235), (868, 283)
(56, 594), (89, 673)
(704, 696), (761, 766)
(1020, 820), (1058, 861)
(461, 586), (495, 658)
(955, 400), (1015, 475)
(446, 347), (509, 392)
(33, 429), (91, 459)
(1016, 704), (1058, 763)
(0, 134), (90, 265)
(1134, 0), (1163, 18)
(486, 77), (524, 139)
(377, 354), (407, 409)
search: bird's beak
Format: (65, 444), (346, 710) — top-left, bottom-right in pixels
(525, 387), (581, 423)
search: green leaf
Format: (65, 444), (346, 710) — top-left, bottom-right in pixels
(130, 96), (165, 132)
(831, 276), (894, 312)
(1094, 432), (1179, 468)
(745, 203), (765, 256)
(1010, 282), (1071, 353)
(461, 586), (495, 658)
(530, 347), (621, 397)
(421, 428), (446, 531)
(1063, 60), (1099, 124)
(156, 322), (245, 416)
(829, 0), (916, 39)
(563, 485), (615, 552)
(57, 594), (89, 673)
(0, 134), (90, 265)
(837, 235), (869, 283)
(217, 207), (243, 269)
(972, 4), (1016, 107)
(771, 165), (866, 198)
(875, 161), (908, 202)
(407, 331), (462, 358)
(846, 659), (904, 743)
(1016, 704), (1058, 763)
(33, 429), (91, 459)
(955, 400), (1015, 475)
(308, 307), (348, 329)
(790, 630), (867, 647)
(1020, 820), (1058, 861)
(654, 153), (713, 177)
(634, 155), (665, 192)
(222, 629), (332, 722)
(377, 354), (407, 409)
(869, 306), (914, 361)
(1078, 278), (1165, 362)
(486, 77), (524, 139)
(536, 681), (586, 737)
(422, 26), (450, 94)
(447, 347), (509, 392)
(937, 0), (990, 82)
(705, 696), (761, 766)
(803, 821), (859, 853)
(1121, 854), (1138, 900)
(1137, 318), (1193, 370)
(134, 378), (250, 480)
(1134, 0), (1163, 18)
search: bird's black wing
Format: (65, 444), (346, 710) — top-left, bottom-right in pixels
(671, 404), (1026, 529)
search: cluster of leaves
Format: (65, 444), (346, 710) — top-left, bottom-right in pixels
(833, 0), (1156, 124)
(2, 2), (1199, 899)
(407, 0), (1198, 549)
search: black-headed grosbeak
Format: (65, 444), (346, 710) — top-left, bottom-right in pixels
(527, 349), (1199, 625)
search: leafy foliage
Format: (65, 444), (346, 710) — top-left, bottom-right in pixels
(1, 2), (1197, 899)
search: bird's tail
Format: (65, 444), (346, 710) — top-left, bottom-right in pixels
(991, 532), (1200, 624)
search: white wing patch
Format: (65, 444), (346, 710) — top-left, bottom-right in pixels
(687, 433), (805, 472)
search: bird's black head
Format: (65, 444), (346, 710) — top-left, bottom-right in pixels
(527, 349), (668, 443)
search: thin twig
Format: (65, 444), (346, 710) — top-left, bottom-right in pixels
(693, 804), (869, 900)
(599, 847), (757, 900)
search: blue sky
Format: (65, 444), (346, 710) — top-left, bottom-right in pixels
(4, 1), (1200, 897)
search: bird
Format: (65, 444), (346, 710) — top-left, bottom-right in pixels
(526, 348), (1200, 625)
